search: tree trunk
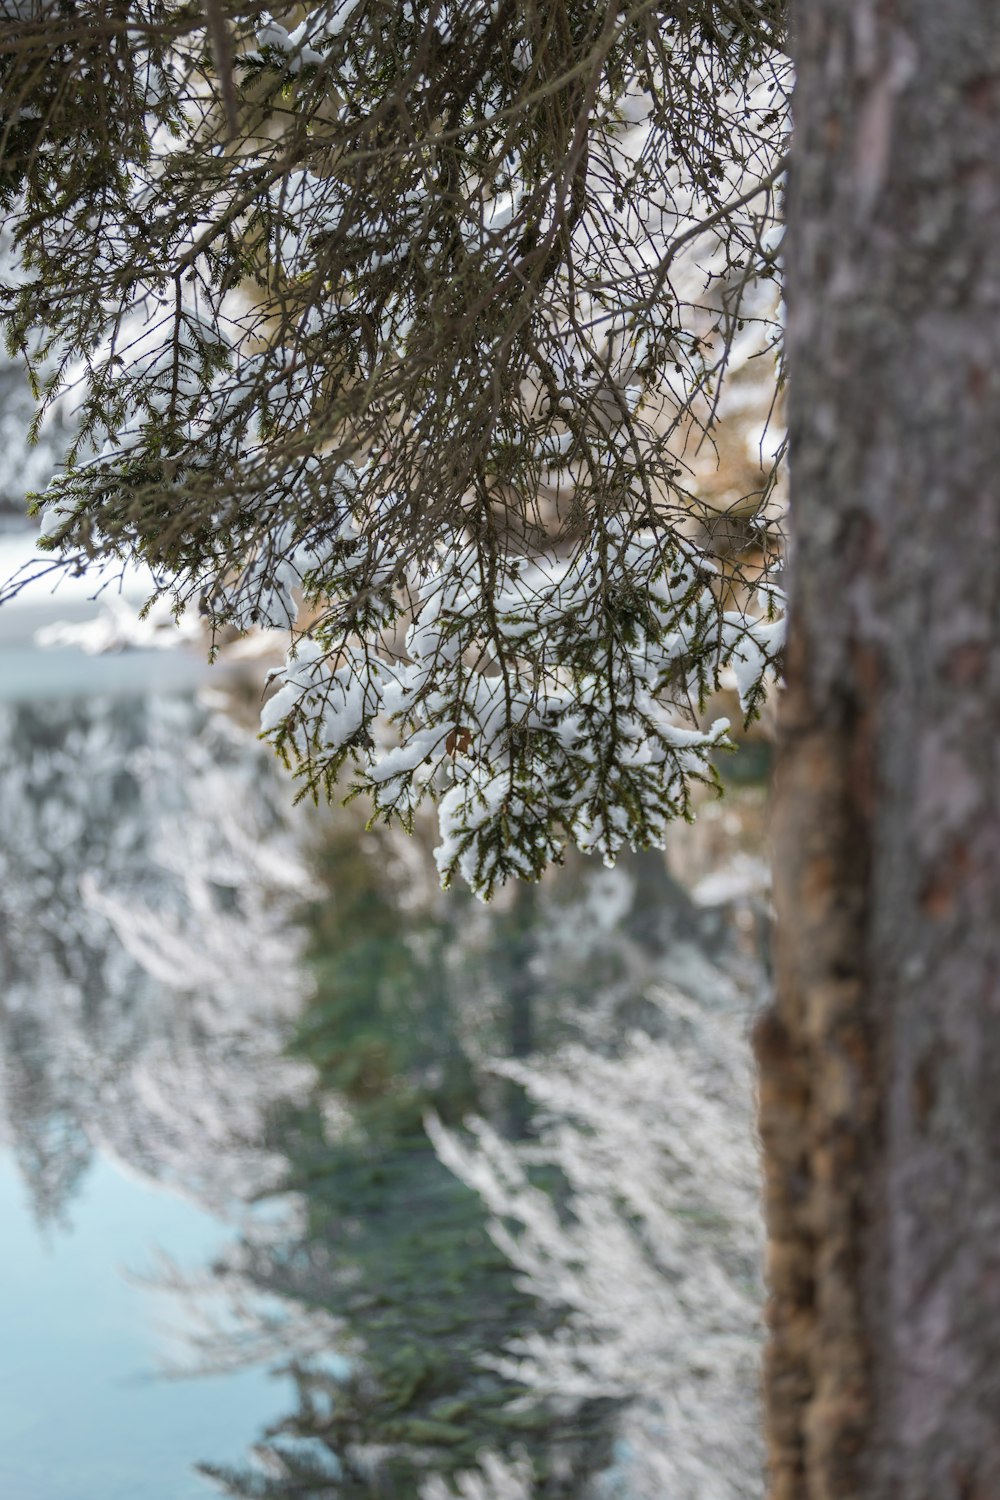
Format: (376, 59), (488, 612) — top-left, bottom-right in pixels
(758, 4), (1000, 1498)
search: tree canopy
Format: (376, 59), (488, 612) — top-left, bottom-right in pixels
(0, 0), (789, 893)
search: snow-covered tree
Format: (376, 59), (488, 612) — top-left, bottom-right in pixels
(429, 979), (764, 1500)
(1, 0), (788, 894)
(0, 691), (312, 1221)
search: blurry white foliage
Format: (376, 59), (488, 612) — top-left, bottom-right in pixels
(83, 734), (316, 1006)
(419, 1449), (535, 1500)
(0, 693), (315, 1215)
(428, 985), (764, 1500)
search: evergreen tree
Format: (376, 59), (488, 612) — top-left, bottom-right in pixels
(1, 0), (788, 894)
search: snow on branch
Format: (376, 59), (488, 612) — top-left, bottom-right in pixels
(1, 0), (789, 893)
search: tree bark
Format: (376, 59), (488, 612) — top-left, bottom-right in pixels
(759, 4), (1000, 1498)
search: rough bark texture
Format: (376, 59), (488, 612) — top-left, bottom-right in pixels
(758, 4), (1000, 1498)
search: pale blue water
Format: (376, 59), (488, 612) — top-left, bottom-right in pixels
(0, 545), (299, 1498)
(0, 1156), (293, 1500)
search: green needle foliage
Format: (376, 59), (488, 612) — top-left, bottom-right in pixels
(1, 0), (789, 893)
